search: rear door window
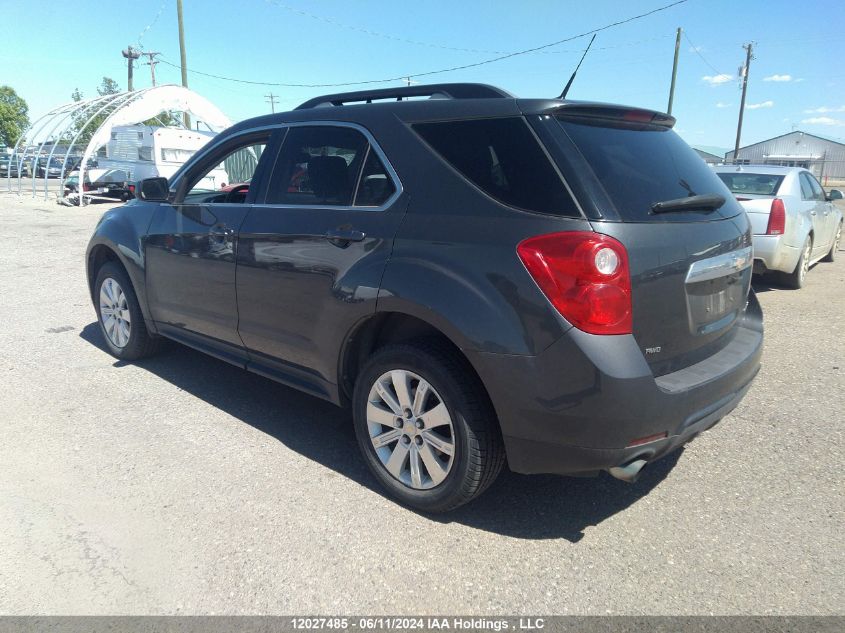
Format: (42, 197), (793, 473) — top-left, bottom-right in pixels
(557, 117), (738, 221)
(413, 117), (580, 217)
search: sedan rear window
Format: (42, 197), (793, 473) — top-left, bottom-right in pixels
(557, 117), (737, 221)
(716, 172), (784, 196)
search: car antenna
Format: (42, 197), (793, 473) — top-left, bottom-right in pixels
(559, 34), (597, 99)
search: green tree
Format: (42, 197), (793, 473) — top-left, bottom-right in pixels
(97, 76), (120, 96)
(0, 85), (29, 147)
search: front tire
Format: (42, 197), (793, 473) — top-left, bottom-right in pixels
(94, 261), (161, 360)
(822, 221), (841, 263)
(352, 341), (504, 513)
(781, 235), (812, 289)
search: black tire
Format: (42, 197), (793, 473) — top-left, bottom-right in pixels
(94, 261), (161, 360)
(352, 341), (505, 513)
(780, 235), (812, 289)
(821, 221), (841, 263)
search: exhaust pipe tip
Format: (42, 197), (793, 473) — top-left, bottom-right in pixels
(608, 459), (648, 483)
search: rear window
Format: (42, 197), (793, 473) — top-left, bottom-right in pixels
(716, 172), (784, 195)
(414, 117), (579, 217)
(557, 118), (737, 221)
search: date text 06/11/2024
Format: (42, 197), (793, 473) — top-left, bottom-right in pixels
(289, 617), (547, 630)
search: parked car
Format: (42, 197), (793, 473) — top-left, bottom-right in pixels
(0, 154), (21, 177)
(713, 165), (843, 288)
(33, 157), (66, 178)
(65, 169), (132, 201)
(86, 83), (763, 512)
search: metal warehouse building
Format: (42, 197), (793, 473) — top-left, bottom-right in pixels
(725, 131), (845, 184)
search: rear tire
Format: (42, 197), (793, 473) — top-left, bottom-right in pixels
(781, 235), (812, 289)
(352, 341), (504, 513)
(94, 262), (161, 360)
(822, 221), (841, 263)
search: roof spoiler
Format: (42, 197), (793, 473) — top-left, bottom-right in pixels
(548, 103), (676, 128)
(295, 83), (513, 110)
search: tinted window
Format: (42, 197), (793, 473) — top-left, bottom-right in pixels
(558, 118), (737, 221)
(267, 126), (368, 206)
(354, 148), (396, 207)
(414, 117), (579, 217)
(716, 172), (784, 195)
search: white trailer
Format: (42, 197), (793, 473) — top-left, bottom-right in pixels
(97, 125), (225, 185)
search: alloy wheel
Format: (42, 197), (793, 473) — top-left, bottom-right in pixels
(99, 277), (131, 348)
(366, 370), (455, 490)
(800, 240), (811, 283)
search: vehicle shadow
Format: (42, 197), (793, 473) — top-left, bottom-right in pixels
(80, 322), (681, 541)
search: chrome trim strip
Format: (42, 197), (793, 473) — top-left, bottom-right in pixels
(686, 246), (753, 284)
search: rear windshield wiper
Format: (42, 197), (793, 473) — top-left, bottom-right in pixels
(651, 194), (725, 214)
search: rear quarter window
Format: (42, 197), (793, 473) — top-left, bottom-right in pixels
(413, 117), (580, 217)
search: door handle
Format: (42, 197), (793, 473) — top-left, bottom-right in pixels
(324, 228), (366, 243)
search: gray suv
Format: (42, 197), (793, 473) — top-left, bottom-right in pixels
(86, 83), (763, 512)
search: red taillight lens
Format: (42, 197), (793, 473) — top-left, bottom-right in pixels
(128, 184), (136, 194)
(766, 198), (786, 235)
(82, 182), (91, 191)
(517, 232), (632, 335)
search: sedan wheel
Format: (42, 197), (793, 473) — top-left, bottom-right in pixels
(782, 235), (812, 289)
(822, 221), (841, 263)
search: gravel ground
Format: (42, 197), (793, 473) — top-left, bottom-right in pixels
(0, 193), (842, 615)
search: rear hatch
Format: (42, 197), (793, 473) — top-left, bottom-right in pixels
(540, 107), (753, 376)
(715, 170), (784, 234)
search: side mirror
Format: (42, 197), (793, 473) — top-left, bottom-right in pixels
(139, 177), (170, 202)
(828, 189), (843, 201)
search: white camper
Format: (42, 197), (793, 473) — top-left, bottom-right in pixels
(97, 125), (226, 185)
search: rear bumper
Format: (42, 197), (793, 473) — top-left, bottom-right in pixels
(752, 234), (800, 274)
(466, 292), (763, 476)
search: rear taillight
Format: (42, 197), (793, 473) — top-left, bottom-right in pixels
(766, 198), (786, 235)
(517, 232), (632, 335)
(82, 182), (91, 192)
(128, 183), (136, 195)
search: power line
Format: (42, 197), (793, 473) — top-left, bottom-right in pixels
(138, 0), (167, 47)
(683, 30), (728, 77)
(267, 0), (671, 56)
(158, 0), (690, 88)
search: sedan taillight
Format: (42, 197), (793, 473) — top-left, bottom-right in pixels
(766, 198), (786, 235)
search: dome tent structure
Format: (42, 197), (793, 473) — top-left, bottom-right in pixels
(3, 85), (232, 204)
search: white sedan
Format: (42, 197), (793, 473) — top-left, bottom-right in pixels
(713, 165), (842, 288)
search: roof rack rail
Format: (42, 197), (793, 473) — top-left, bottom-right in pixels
(295, 83), (513, 110)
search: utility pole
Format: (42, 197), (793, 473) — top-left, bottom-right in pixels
(265, 93), (279, 113)
(141, 51), (161, 87)
(667, 27), (681, 115)
(176, 0), (190, 128)
(733, 42), (754, 163)
(122, 45), (141, 91)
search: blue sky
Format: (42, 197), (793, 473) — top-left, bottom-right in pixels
(2, 0), (844, 153)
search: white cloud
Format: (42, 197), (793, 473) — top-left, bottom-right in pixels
(716, 101), (732, 108)
(801, 116), (845, 127)
(746, 101), (774, 110)
(803, 105), (845, 114)
(763, 74), (792, 82)
(702, 74), (733, 86)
